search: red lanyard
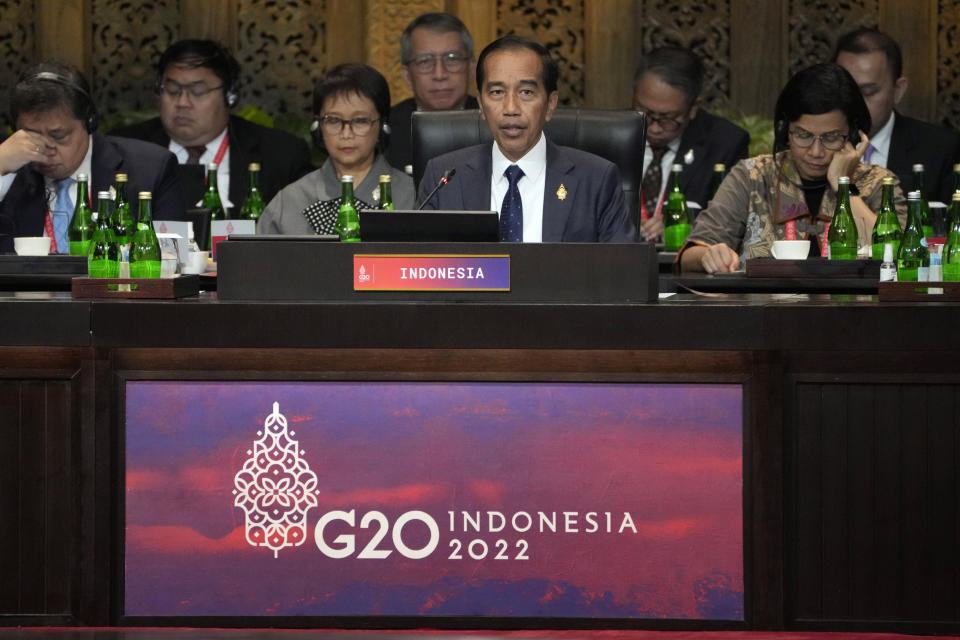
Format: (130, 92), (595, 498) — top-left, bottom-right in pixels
(212, 133), (229, 166)
(639, 189), (664, 221)
(785, 219), (830, 255)
(43, 211), (58, 253)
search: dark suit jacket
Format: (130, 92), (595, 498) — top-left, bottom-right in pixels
(386, 96), (480, 172)
(111, 114), (313, 210)
(888, 112), (960, 203)
(674, 109), (750, 207)
(0, 133), (185, 237)
(418, 139), (635, 242)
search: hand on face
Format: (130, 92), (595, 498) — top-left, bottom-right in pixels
(826, 129), (869, 192)
(0, 129), (51, 175)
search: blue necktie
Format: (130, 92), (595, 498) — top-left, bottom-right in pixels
(52, 177), (74, 254)
(500, 165), (524, 242)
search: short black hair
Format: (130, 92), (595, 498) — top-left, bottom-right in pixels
(400, 12), (474, 64)
(476, 35), (558, 95)
(312, 63), (391, 152)
(11, 61), (96, 127)
(633, 46), (704, 105)
(157, 39), (240, 99)
(834, 27), (903, 80)
(773, 63), (871, 152)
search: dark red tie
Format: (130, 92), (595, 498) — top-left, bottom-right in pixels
(186, 145), (207, 164)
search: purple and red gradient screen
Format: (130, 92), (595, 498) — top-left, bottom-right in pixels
(124, 381), (743, 619)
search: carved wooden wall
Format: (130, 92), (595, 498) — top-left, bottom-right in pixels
(0, 0), (957, 131)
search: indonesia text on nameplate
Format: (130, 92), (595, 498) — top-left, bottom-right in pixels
(353, 254), (510, 291)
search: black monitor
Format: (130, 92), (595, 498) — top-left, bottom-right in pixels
(358, 210), (498, 242)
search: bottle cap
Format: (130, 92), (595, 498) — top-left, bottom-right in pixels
(379, 174), (392, 183)
(671, 163), (682, 171)
(341, 175), (354, 183)
(77, 173), (88, 182)
(953, 192), (960, 201)
(913, 163), (925, 172)
(882, 176), (894, 185)
(713, 163), (725, 171)
(207, 163), (219, 170)
(883, 242), (894, 263)
(908, 190), (920, 200)
(955, 163), (960, 172)
(838, 176), (850, 184)
(404, 164), (414, 176)
(97, 191), (111, 200)
(248, 162), (260, 171)
(139, 191), (152, 199)
(115, 173), (128, 181)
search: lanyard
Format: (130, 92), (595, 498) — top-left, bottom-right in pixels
(212, 132), (230, 166)
(639, 190), (664, 221)
(785, 219), (830, 255)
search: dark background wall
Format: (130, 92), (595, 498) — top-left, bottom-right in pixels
(0, 0), (956, 132)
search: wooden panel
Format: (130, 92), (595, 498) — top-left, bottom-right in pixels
(326, 0), (365, 67)
(584, 0), (637, 108)
(0, 381), (22, 614)
(450, 0), (497, 60)
(730, 0), (786, 121)
(34, 0), (89, 74)
(180, 0), (236, 49)
(880, 0), (936, 122)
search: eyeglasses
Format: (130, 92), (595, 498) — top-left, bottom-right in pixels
(158, 80), (224, 100)
(407, 52), (471, 74)
(789, 128), (848, 151)
(319, 115), (379, 136)
(636, 109), (687, 133)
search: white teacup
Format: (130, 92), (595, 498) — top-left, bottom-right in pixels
(181, 250), (210, 274)
(771, 240), (810, 260)
(14, 236), (52, 256)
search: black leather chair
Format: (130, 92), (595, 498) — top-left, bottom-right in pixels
(411, 108), (646, 226)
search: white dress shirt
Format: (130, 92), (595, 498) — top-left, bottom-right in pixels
(489, 133), (548, 242)
(865, 111), (895, 169)
(169, 127), (232, 207)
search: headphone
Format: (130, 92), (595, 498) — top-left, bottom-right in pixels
(29, 71), (99, 133)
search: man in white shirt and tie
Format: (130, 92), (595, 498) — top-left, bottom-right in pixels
(417, 35), (634, 243)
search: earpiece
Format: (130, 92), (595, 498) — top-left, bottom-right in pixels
(31, 71), (98, 133)
(226, 89), (239, 108)
(310, 118), (322, 147)
(381, 122), (391, 135)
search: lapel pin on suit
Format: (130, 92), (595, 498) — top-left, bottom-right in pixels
(684, 148), (695, 165)
(557, 184), (567, 200)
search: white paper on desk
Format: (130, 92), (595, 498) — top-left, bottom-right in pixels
(154, 220), (192, 247)
(210, 219), (256, 261)
(156, 230), (189, 265)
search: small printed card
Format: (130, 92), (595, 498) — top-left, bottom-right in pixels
(210, 219), (255, 261)
(353, 254), (510, 291)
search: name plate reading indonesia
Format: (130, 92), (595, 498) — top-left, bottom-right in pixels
(353, 254), (510, 291)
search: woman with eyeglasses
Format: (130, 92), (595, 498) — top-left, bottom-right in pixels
(680, 62), (906, 273)
(258, 63), (414, 234)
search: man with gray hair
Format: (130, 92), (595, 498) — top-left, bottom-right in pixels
(386, 11), (478, 171)
(633, 46), (748, 241)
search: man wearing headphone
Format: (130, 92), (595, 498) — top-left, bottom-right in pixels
(113, 39), (312, 213)
(0, 62), (185, 251)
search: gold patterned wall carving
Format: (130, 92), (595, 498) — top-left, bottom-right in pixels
(90, 0), (179, 118)
(0, 0), (36, 129)
(366, 0), (445, 109)
(787, 0), (878, 76)
(236, 0), (326, 119)
(497, 0), (585, 106)
(937, 0), (960, 129)
(640, 0), (731, 111)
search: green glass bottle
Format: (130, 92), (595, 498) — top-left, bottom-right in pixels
(942, 192), (960, 281)
(663, 163), (691, 251)
(913, 163), (933, 237)
(240, 162), (264, 221)
(871, 176), (901, 260)
(708, 163), (726, 202)
(953, 162), (960, 195)
(111, 173), (135, 249)
(378, 174), (395, 210)
(335, 175), (361, 242)
(828, 176), (858, 260)
(88, 191), (120, 279)
(203, 163), (226, 220)
(897, 190), (930, 282)
(129, 191), (162, 278)
(67, 173), (95, 256)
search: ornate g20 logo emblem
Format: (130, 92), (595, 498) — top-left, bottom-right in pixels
(233, 402), (320, 557)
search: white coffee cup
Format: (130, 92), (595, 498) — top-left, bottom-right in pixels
(181, 251), (210, 274)
(771, 240), (810, 260)
(14, 236), (52, 256)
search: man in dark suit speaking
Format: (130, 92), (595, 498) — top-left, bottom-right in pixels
(112, 39), (312, 213)
(632, 46), (749, 242)
(835, 28), (960, 203)
(418, 35), (635, 243)
(0, 62), (184, 251)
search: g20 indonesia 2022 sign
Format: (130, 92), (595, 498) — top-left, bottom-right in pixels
(124, 381), (743, 619)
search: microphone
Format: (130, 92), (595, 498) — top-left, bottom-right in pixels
(416, 168), (456, 210)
